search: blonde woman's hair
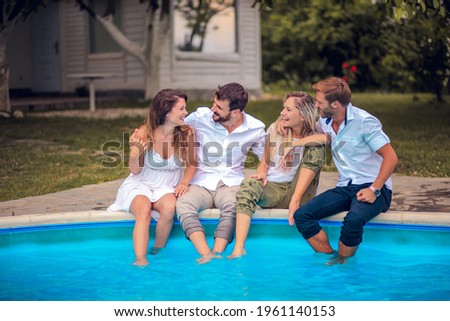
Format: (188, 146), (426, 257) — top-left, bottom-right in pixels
(266, 91), (317, 164)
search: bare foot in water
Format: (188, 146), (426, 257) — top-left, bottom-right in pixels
(227, 248), (246, 260)
(196, 252), (221, 264)
(133, 256), (149, 267)
(326, 254), (349, 266)
(149, 247), (163, 255)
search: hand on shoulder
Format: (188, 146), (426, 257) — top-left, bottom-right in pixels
(134, 125), (148, 141)
(129, 126), (148, 152)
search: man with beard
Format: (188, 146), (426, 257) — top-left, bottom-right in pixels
(285, 77), (398, 264)
(176, 82), (266, 263)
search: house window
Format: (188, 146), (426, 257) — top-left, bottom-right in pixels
(89, 0), (122, 54)
(174, 0), (237, 53)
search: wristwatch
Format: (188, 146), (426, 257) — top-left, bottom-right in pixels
(369, 185), (381, 197)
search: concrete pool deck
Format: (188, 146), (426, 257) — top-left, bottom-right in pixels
(0, 171), (449, 229)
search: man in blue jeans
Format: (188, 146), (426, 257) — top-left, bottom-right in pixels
(293, 77), (398, 264)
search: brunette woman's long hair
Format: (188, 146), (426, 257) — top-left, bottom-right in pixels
(143, 89), (191, 160)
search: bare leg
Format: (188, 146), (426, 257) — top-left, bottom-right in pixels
(335, 241), (358, 263)
(129, 195), (152, 266)
(188, 231), (215, 264)
(326, 241), (359, 265)
(306, 229), (334, 254)
(212, 237), (229, 257)
(152, 194), (176, 252)
(227, 213), (250, 259)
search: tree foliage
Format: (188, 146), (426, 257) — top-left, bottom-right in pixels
(260, 0), (449, 100)
(379, 0), (448, 20)
(393, 1), (449, 100)
(0, 0), (49, 31)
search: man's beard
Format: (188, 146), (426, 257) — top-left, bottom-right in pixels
(319, 105), (334, 118)
(213, 112), (232, 123)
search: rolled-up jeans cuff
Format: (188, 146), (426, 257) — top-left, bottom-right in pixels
(214, 230), (234, 243)
(185, 226), (205, 240)
(339, 235), (361, 247)
(300, 225), (322, 240)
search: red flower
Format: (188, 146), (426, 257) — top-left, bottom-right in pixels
(341, 62), (357, 84)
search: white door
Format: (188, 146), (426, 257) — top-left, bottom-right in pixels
(31, 3), (61, 92)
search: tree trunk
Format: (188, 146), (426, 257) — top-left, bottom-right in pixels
(435, 82), (443, 102)
(97, 15), (146, 65)
(143, 6), (170, 100)
(0, 32), (11, 114)
(77, 0), (171, 101)
(94, 10), (169, 101)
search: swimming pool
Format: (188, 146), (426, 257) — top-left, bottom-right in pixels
(1, 219), (449, 301)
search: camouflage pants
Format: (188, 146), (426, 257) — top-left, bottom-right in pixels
(235, 169), (320, 217)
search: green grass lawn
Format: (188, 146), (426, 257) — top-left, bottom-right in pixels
(0, 93), (448, 201)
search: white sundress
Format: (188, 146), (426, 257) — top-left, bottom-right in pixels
(108, 149), (183, 220)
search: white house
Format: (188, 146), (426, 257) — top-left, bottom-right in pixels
(7, 0), (262, 100)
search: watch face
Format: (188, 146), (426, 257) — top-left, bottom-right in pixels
(370, 186), (381, 197)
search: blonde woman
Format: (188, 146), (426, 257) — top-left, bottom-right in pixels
(228, 91), (325, 259)
(108, 89), (196, 266)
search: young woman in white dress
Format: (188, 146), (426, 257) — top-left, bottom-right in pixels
(109, 89), (196, 266)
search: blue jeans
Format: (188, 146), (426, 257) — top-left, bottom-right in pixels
(293, 183), (392, 247)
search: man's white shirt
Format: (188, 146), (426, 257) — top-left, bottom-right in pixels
(185, 107), (266, 190)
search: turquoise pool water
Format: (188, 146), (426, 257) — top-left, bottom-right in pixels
(0, 220), (449, 301)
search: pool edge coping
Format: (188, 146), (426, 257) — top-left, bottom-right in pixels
(1, 209), (449, 229)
